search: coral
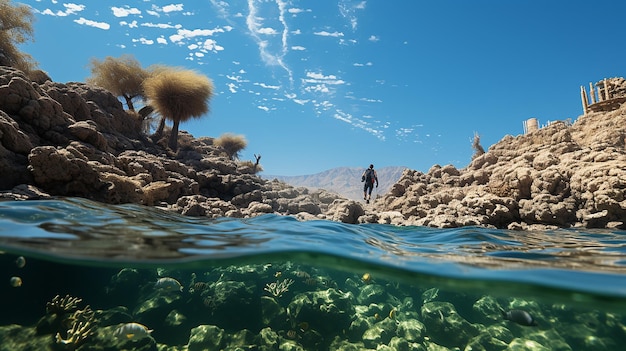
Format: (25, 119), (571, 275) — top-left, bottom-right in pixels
(54, 305), (96, 350)
(46, 295), (83, 315)
(264, 279), (294, 298)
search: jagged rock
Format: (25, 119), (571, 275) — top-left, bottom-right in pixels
(2, 66), (626, 229)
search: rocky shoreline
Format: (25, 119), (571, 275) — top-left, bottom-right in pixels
(1, 66), (625, 230)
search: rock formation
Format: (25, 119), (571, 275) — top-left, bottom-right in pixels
(369, 78), (626, 229)
(0, 66), (361, 222)
(1, 66), (624, 229)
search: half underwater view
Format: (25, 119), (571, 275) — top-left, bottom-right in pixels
(1, 198), (625, 351)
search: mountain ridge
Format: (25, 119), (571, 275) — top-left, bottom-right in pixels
(264, 166), (407, 201)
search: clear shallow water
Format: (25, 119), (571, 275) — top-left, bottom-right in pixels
(0, 198), (625, 350)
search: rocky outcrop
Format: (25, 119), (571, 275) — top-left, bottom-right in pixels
(370, 100), (626, 229)
(0, 66), (358, 222)
(1, 65), (625, 229)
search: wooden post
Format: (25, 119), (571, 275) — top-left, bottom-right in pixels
(604, 78), (610, 100)
(580, 85), (589, 114)
(590, 82), (596, 104)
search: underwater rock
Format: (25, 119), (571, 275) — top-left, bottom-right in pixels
(187, 324), (225, 351)
(362, 318), (396, 348)
(287, 288), (355, 336)
(507, 338), (550, 351)
(421, 301), (479, 348)
(472, 295), (505, 324)
(357, 284), (387, 305)
(94, 306), (133, 326)
(328, 336), (367, 351)
(205, 279), (261, 331)
(258, 327), (279, 350)
(395, 319), (425, 342)
(465, 331), (508, 351)
(228, 329), (257, 349)
(260, 295), (286, 327)
(523, 329), (571, 351)
(388, 336), (412, 351)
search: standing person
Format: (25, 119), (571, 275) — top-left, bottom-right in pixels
(361, 164), (378, 204)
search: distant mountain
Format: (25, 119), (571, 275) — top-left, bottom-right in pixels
(264, 166), (407, 201)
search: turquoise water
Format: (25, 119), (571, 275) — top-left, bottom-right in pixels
(0, 198), (625, 350)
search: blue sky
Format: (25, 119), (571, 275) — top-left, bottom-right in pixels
(18, 0), (626, 176)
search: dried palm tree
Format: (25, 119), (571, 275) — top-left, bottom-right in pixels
(143, 67), (214, 151)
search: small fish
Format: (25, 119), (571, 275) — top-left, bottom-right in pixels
(9, 276), (22, 287)
(303, 278), (317, 286)
(286, 330), (297, 339)
(293, 271), (310, 279)
(114, 323), (153, 341)
(191, 282), (209, 293)
(501, 309), (538, 326)
(298, 321), (309, 331)
(374, 313), (380, 320)
(155, 277), (183, 292)
(422, 287), (439, 303)
(389, 308), (397, 319)
(361, 273), (372, 283)
(15, 256), (26, 268)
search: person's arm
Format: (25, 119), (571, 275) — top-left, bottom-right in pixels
(375, 171), (379, 187)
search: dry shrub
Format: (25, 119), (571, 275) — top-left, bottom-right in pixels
(214, 133), (247, 160)
(0, 0), (37, 72)
(471, 132), (485, 160)
(87, 54), (148, 111)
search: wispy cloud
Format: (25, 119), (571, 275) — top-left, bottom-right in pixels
(74, 17), (110, 30)
(314, 31), (344, 38)
(339, 0), (366, 30)
(334, 109), (385, 140)
(245, 0), (293, 84)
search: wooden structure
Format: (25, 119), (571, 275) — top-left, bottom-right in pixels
(581, 78), (626, 114)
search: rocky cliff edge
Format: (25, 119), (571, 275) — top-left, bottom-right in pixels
(1, 66), (624, 230)
(368, 80), (626, 230)
(0, 66), (364, 223)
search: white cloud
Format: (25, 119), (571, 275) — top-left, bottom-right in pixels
(227, 83), (238, 93)
(41, 3), (85, 16)
(111, 6), (141, 17)
(74, 17), (110, 30)
(141, 22), (181, 29)
(313, 31), (344, 38)
(353, 62), (373, 67)
(133, 37), (155, 45)
(120, 20), (138, 28)
(162, 4), (184, 13)
(199, 38), (224, 52)
(258, 105), (270, 112)
(258, 27), (279, 35)
(304, 72), (345, 85)
(169, 27), (226, 44)
(368, 35), (379, 42)
(255, 82), (280, 90)
(291, 46), (306, 51)
(156, 37), (168, 44)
